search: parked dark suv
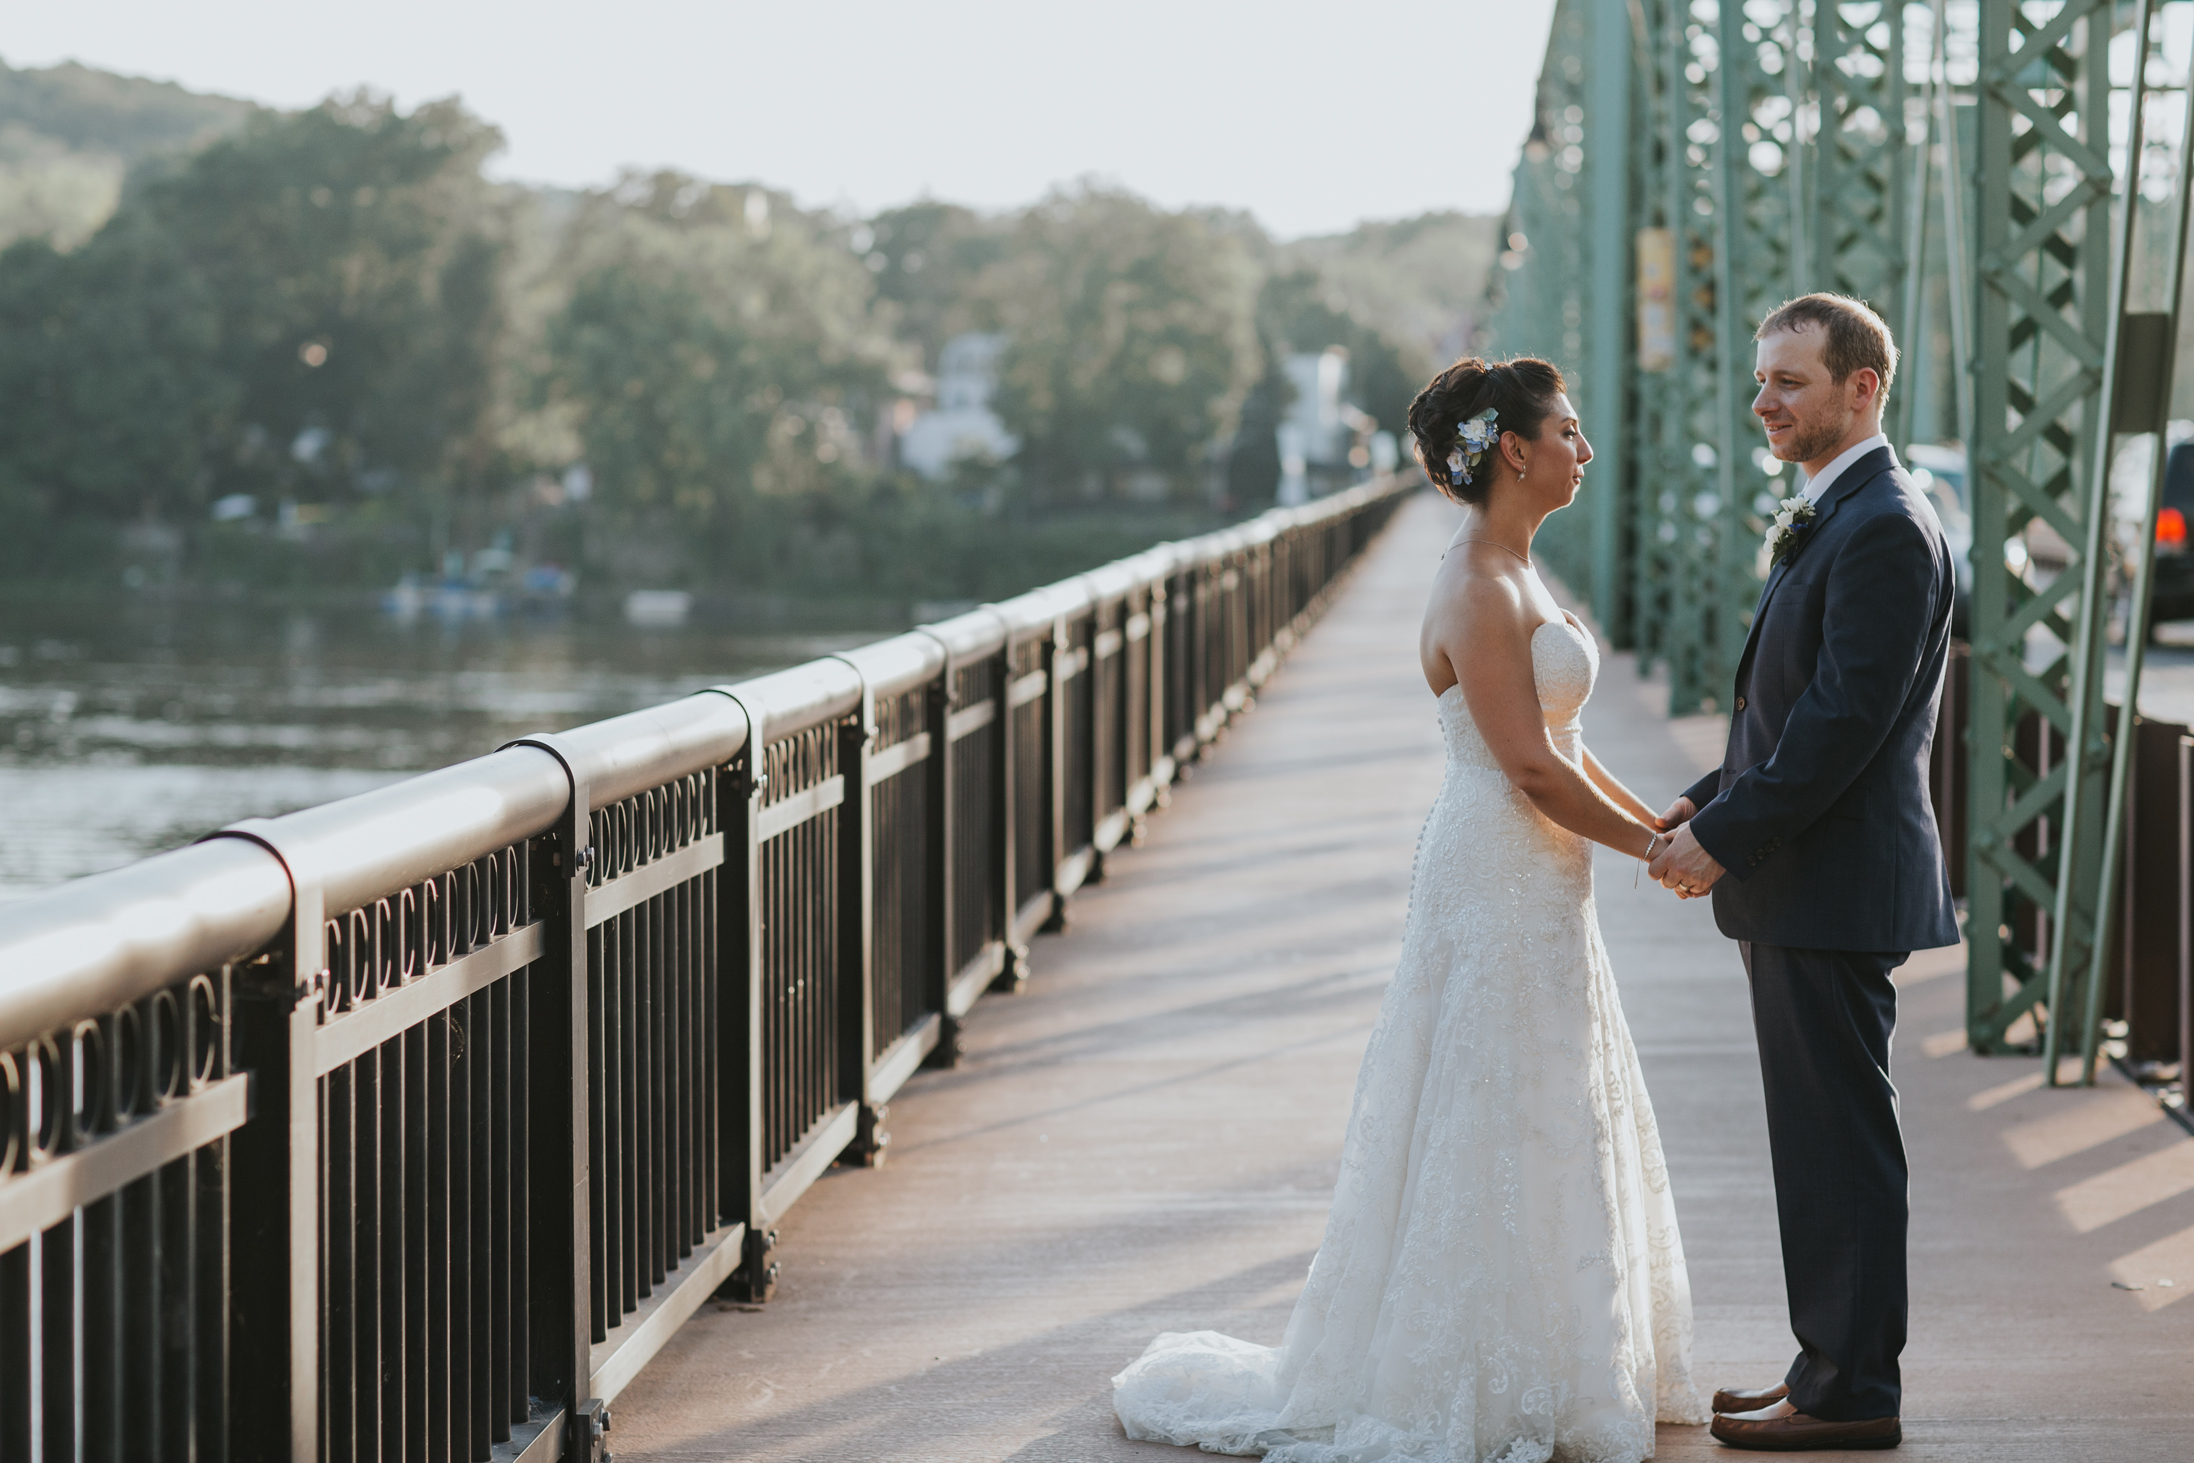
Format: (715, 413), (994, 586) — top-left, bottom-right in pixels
(2152, 443), (2194, 625)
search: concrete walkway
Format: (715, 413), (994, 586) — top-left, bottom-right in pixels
(614, 492), (2194, 1461)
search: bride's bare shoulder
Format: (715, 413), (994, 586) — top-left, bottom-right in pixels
(1427, 550), (1530, 630)
(1422, 554), (1531, 690)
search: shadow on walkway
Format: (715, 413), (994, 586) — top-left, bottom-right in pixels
(612, 492), (2194, 1461)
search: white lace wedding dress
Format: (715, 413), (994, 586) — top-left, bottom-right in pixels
(1113, 612), (1710, 1463)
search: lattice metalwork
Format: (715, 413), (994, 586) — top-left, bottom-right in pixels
(1495, 0), (1893, 715)
(1634, 0), (1728, 706)
(1707, 1), (1808, 712)
(1480, 0), (1593, 593)
(1964, 0), (2117, 1052)
(2038, 0), (2194, 1080)
(1491, 0), (2187, 1070)
(1813, 2), (1913, 311)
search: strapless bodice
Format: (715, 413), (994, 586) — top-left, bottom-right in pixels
(1438, 612), (1599, 771)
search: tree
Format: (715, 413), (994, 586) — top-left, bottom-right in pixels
(0, 58), (257, 252)
(0, 92), (511, 538)
(980, 187), (1259, 506)
(544, 264), (772, 526)
(1255, 268), (1415, 437)
(863, 201), (1005, 371)
(132, 94), (510, 506)
(1225, 345), (1290, 507)
(535, 173), (897, 574)
(1274, 211), (1498, 374)
(0, 218), (231, 524)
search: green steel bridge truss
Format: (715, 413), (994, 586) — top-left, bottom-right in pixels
(1485, 0), (2194, 1078)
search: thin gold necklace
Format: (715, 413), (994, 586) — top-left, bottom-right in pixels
(1461, 537), (1533, 568)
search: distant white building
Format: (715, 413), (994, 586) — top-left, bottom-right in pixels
(901, 332), (1018, 480)
(1276, 349), (1348, 504)
(1276, 348), (1390, 504)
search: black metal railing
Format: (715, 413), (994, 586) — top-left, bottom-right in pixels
(0, 475), (1409, 1462)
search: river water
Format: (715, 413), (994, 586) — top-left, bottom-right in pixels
(0, 596), (887, 902)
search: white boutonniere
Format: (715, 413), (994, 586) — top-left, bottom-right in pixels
(1762, 494), (1817, 572)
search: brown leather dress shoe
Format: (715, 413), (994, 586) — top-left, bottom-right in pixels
(1712, 1382), (1789, 1414)
(1710, 1399), (1901, 1451)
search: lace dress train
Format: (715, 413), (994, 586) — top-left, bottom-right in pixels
(1112, 615), (1710, 1463)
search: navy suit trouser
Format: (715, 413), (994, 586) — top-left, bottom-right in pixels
(1738, 941), (1909, 1422)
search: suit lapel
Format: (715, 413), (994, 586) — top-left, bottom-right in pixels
(1731, 446), (1897, 686)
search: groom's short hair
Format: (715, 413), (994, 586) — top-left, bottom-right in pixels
(1755, 293), (1898, 405)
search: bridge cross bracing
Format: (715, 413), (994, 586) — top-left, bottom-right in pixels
(606, 492), (2194, 1459)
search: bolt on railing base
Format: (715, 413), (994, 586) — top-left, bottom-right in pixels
(991, 942), (1033, 995)
(570, 1398), (613, 1463)
(846, 1101), (891, 1168)
(925, 1014), (966, 1070)
(718, 1227), (779, 1305)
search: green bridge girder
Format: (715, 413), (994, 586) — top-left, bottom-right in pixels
(1484, 0), (2194, 1075)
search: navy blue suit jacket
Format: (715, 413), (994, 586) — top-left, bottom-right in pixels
(1682, 445), (1960, 952)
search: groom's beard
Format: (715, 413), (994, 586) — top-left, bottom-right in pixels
(1777, 412), (1846, 466)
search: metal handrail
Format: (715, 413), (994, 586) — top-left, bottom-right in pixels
(717, 656), (864, 749)
(225, 744), (573, 917)
(551, 688), (753, 810)
(830, 631), (948, 704)
(918, 604), (1012, 663)
(0, 835), (289, 1053)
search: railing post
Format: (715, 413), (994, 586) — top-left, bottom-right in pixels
(841, 685), (888, 1165)
(1209, 557), (1224, 710)
(1042, 617), (1070, 933)
(504, 735), (606, 1459)
(1251, 543), (1268, 671)
(1188, 564), (1207, 750)
(1087, 604), (1112, 884)
(1148, 576), (1172, 793)
(222, 832), (319, 1463)
(1242, 549), (1258, 677)
(923, 658), (961, 1067)
(721, 735), (777, 1303)
(995, 641), (1029, 991)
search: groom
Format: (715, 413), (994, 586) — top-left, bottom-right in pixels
(1648, 293), (1959, 1451)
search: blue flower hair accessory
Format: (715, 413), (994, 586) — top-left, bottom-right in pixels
(1448, 407), (1500, 485)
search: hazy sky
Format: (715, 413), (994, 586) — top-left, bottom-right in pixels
(5, 0), (1555, 238)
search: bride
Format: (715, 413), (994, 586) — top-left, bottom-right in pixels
(1112, 357), (1710, 1463)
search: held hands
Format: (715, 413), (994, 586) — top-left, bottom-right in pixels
(1645, 796), (1725, 899)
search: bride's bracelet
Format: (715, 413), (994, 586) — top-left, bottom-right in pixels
(1634, 831), (1665, 890)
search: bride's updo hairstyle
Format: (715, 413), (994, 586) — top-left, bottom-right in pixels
(1407, 355), (1567, 506)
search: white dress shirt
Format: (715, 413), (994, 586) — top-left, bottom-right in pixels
(1798, 431), (1895, 506)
